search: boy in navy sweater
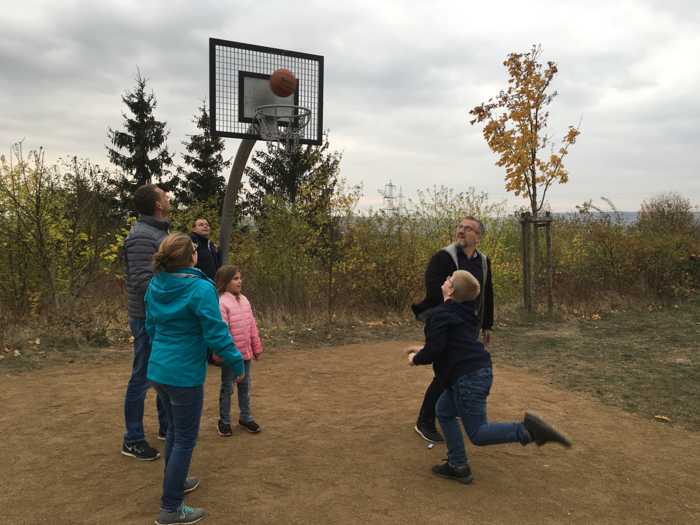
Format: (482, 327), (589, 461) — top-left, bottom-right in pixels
(408, 270), (571, 484)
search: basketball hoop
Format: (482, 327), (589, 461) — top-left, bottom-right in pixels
(254, 104), (311, 150)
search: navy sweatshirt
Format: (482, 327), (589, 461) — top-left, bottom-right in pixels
(411, 248), (493, 330)
(412, 300), (492, 388)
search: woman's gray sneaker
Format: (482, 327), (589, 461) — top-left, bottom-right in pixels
(183, 477), (200, 494)
(155, 503), (206, 525)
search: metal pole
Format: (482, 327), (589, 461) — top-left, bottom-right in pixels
(219, 133), (256, 265)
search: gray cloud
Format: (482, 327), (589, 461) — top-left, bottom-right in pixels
(1, 0), (698, 212)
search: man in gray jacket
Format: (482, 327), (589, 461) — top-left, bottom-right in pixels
(121, 184), (170, 461)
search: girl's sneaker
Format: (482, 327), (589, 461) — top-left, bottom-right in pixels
(217, 420), (233, 437)
(155, 503), (206, 525)
(239, 419), (261, 433)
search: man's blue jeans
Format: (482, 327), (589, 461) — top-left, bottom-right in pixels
(123, 317), (167, 443)
(151, 382), (204, 512)
(219, 360), (252, 424)
(436, 367), (531, 468)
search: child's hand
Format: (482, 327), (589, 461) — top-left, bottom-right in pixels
(407, 352), (417, 366)
(482, 329), (492, 346)
(235, 373), (246, 384)
(405, 346), (421, 354)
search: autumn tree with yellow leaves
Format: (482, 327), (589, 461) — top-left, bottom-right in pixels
(470, 45), (580, 217)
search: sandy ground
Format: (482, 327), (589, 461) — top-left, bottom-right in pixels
(1, 340), (699, 524)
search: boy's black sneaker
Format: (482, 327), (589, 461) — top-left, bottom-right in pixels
(414, 424), (444, 443)
(121, 440), (160, 461)
(523, 411), (572, 448)
(432, 461), (474, 485)
(217, 421), (233, 437)
(239, 419), (261, 433)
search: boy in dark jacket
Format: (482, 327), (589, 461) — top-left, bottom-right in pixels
(407, 270), (571, 484)
(411, 216), (493, 443)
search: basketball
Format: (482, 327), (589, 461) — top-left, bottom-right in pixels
(270, 68), (297, 97)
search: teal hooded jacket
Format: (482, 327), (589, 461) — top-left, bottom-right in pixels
(145, 267), (245, 387)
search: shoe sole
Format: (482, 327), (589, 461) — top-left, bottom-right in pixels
(183, 479), (200, 494)
(413, 425), (441, 444)
(121, 450), (160, 461)
(217, 424), (233, 437)
(157, 435), (166, 441)
(432, 470), (474, 485)
(526, 412), (572, 448)
(155, 514), (206, 525)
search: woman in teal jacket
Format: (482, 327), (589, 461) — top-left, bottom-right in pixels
(146, 232), (244, 525)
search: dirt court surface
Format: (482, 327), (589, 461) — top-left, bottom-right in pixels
(2, 340), (699, 525)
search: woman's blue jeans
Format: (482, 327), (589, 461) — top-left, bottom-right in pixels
(151, 382), (204, 512)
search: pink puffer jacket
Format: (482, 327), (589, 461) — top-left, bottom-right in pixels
(218, 292), (263, 361)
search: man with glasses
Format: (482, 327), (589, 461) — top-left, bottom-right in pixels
(411, 216), (494, 443)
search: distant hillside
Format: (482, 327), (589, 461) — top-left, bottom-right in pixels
(553, 211), (700, 225)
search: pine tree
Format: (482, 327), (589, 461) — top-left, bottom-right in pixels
(106, 71), (174, 201)
(176, 102), (230, 207)
(242, 135), (341, 220)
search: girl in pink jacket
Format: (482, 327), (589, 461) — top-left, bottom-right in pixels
(214, 265), (263, 436)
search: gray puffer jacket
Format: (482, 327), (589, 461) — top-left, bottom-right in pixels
(124, 215), (170, 319)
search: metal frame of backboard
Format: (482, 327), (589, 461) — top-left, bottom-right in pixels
(209, 38), (324, 145)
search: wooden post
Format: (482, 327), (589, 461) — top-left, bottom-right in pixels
(545, 217), (553, 315)
(520, 213), (532, 313)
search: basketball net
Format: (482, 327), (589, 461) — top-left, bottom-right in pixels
(254, 104), (312, 152)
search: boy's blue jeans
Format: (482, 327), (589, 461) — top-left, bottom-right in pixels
(151, 382), (204, 512)
(124, 317), (167, 443)
(219, 359), (252, 424)
(436, 367), (531, 468)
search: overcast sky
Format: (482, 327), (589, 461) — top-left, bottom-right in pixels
(2, 0), (699, 212)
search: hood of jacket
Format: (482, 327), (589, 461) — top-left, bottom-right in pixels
(148, 267), (209, 305)
(439, 299), (478, 326)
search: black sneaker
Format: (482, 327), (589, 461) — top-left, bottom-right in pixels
(414, 424), (444, 443)
(239, 419), (261, 433)
(523, 412), (572, 448)
(183, 477), (200, 494)
(121, 440), (160, 461)
(157, 430), (167, 441)
(432, 461), (474, 485)
(217, 420), (232, 437)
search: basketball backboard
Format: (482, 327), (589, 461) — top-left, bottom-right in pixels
(209, 38), (324, 145)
